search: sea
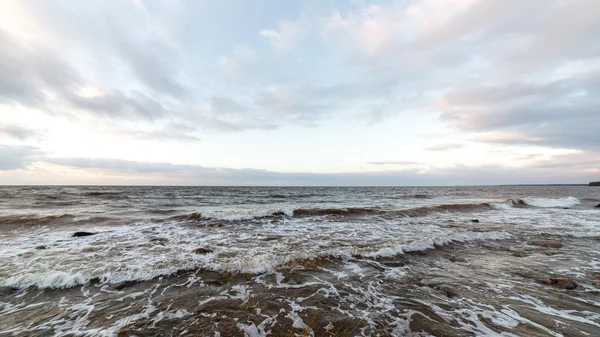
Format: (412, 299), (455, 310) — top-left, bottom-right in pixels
(0, 185), (599, 336)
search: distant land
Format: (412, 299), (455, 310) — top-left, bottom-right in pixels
(590, 181), (600, 186)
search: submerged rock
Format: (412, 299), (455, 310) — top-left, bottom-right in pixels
(193, 247), (213, 254)
(35, 245), (47, 250)
(150, 237), (169, 245)
(109, 281), (135, 291)
(535, 278), (578, 290)
(512, 251), (529, 258)
(529, 240), (562, 248)
(471, 219), (480, 223)
(72, 231), (97, 237)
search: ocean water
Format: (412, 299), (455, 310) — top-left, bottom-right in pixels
(0, 185), (599, 336)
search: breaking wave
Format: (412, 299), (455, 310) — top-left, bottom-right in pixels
(515, 196), (580, 208)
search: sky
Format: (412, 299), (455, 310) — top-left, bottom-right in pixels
(1, 0), (599, 186)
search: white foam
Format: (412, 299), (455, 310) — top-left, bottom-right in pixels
(519, 196), (580, 208)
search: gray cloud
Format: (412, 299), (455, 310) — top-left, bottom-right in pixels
(424, 144), (464, 151)
(39, 156), (594, 186)
(65, 90), (168, 119)
(111, 35), (187, 97)
(440, 72), (600, 150)
(0, 28), (78, 106)
(0, 26), (171, 121)
(0, 125), (39, 141)
(0, 145), (39, 170)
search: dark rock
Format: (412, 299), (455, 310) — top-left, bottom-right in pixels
(109, 281), (135, 291)
(193, 247), (213, 254)
(0, 287), (16, 295)
(72, 231), (97, 237)
(150, 237), (169, 245)
(186, 212), (202, 220)
(471, 219), (480, 223)
(596, 203), (600, 208)
(435, 285), (459, 298)
(35, 245), (47, 250)
(272, 211), (286, 216)
(512, 251), (529, 258)
(529, 240), (562, 248)
(447, 256), (467, 263)
(535, 278), (578, 290)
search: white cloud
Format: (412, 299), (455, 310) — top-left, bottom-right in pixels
(260, 19), (308, 52)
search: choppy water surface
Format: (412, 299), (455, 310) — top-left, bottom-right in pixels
(0, 185), (599, 336)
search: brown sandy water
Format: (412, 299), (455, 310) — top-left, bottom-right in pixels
(0, 186), (599, 336)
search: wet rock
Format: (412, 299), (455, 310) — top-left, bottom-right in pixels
(150, 237), (169, 245)
(72, 231), (97, 237)
(482, 243), (507, 251)
(193, 247), (213, 254)
(35, 245), (47, 250)
(272, 211), (286, 216)
(435, 285), (459, 298)
(261, 236), (280, 242)
(512, 251), (529, 258)
(596, 203), (600, 208)
(447, 256), (467, 263)
(409, 312), (461, 337)
(0, 287), (16, 295)
(108, 281), (135, 291)
(471, 219), (480, 223)
(535, 278), (578, 290)
(529, 240), (562, 248)
(186, 212), (202, 220)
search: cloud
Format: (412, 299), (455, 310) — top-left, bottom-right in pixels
(0, 125), (38, 141)
(439, 70), (600, 150)
(110, 35), (187, 96)
(37, 156), (597, 186)
(424, 143), (464, 151)
(0, 27), (79, 106)
(0, 145), (39, 170)
(65, 89), (168, 119)
(260, 19), (308, 52)
(368, 161), (418, 166)
(0, 26), (170, 121)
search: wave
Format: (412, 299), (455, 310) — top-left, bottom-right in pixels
(0, 229), (511, 289)
(166, 212), (203, 222)
(0, 214), (75, 226)
(292, 207), (381, 217)
(515, 196), (580, 208)
(390, 203), (492, 217)
(163, 203), (494, 223)
(147, 209), (180, 215)
(396, 194), (433, 199)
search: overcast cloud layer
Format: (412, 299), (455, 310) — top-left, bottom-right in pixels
(1, 0), (599, 185)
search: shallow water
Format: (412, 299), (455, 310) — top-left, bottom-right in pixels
(0, 186), (599, 336)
